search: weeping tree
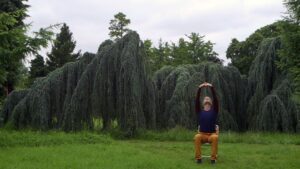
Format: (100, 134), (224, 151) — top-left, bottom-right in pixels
(1, 32), (299, 135)
(0, 32), (156, 137)
(7, 52), (94, 130)
(256, 80), (298, 132)
(0, 89), (28, 126)
(246, 38), (299, 132)
(153, 63), (246, 131)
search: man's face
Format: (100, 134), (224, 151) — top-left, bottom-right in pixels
(203, 96), (212, 106)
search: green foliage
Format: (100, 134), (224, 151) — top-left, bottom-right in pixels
(277, 1), (300, 100)
(145, 33), (221, 73)
(226, 21), (283, 75)
(1, 32), (155, 137)
(185, 33), (219, 63)
(108, 12), (131, 40)
(1, 31), (299, 135)
(0, 10), (26, 90)
(46, 23), (80, 72)
(144, 39), (172, 74)
(283, 0), (300, 23)
(0, 0), (29, 26)
(14, 63), (30, 90)
(18, 53), (93, 130)
(29, 54), (47, 83)
(153, 63), (244, 131)
(246, 38), (299, 132)
(0, 9), (55, 97)
(1, 0), (300, 137)
(0, 89), (28, 126)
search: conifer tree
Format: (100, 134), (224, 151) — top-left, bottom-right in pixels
(29, 55), (47, 80)
(47, 23), (79, 72)
(109, 12), (131, 40)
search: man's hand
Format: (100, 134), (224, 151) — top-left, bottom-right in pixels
(206, 83), (213, 87)
(199, 82), (207, 88)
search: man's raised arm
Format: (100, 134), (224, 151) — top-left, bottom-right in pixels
(195, 83), (208, 113)
(210, 86), (219, 113)
(195, 86), (202, 113)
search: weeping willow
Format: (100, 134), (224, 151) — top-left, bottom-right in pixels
(0, 32), (299, 134)
(153, 63), (245, 131)
(7, 53), (95, 130)
(0, 89), (28, 126)
(247, 38), (299, 132)
(0, 32), (156, 136)
(255, 80), (296, 132)
(63, 33), (156, 135)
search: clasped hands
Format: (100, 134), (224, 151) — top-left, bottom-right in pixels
(199, 82), (213, 88)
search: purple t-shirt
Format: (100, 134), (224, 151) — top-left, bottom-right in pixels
(198, 108), (217, 133)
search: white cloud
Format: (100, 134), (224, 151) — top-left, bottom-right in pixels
(25, 0), (285, 65)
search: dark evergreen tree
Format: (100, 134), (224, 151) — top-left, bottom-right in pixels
(0, 0), (29, 96)
(46, 23), (79, 72)
(29, 55), (47, 80)
(0, 0), (54, 98)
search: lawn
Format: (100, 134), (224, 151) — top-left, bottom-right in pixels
(0, 129), (299, 169)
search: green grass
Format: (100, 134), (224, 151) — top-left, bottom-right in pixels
(136, 127), (300, 144)
(0, 129), (299, 169)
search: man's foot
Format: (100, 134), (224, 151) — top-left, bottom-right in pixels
(211, 160), (216, 164)
(196, 159), (202, 164)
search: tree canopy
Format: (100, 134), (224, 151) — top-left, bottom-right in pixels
(277, 0), (300, 101)
(0, 0), (29, 26)
(0, 8), (55, 96)
(46, 23), (79, 72)
(283, 0), (300, 23)
(29, 55), (47, 81)
(108, 12), (131, 40)
(145, 33), (221, 73)
(226, 21), (283, 75)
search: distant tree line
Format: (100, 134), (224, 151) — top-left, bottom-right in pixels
(144, 33), (221, 73)
(108, 12), (221, 73)
(226, 0), (300, 102)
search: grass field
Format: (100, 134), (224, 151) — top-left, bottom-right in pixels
(0, 128), (299, 169)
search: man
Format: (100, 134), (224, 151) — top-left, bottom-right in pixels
(194, 82), (219, 164)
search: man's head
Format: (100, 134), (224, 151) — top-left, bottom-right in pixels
(203, 96), (212, 110)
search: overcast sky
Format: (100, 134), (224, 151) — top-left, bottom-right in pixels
(25, 0), (286, 64)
